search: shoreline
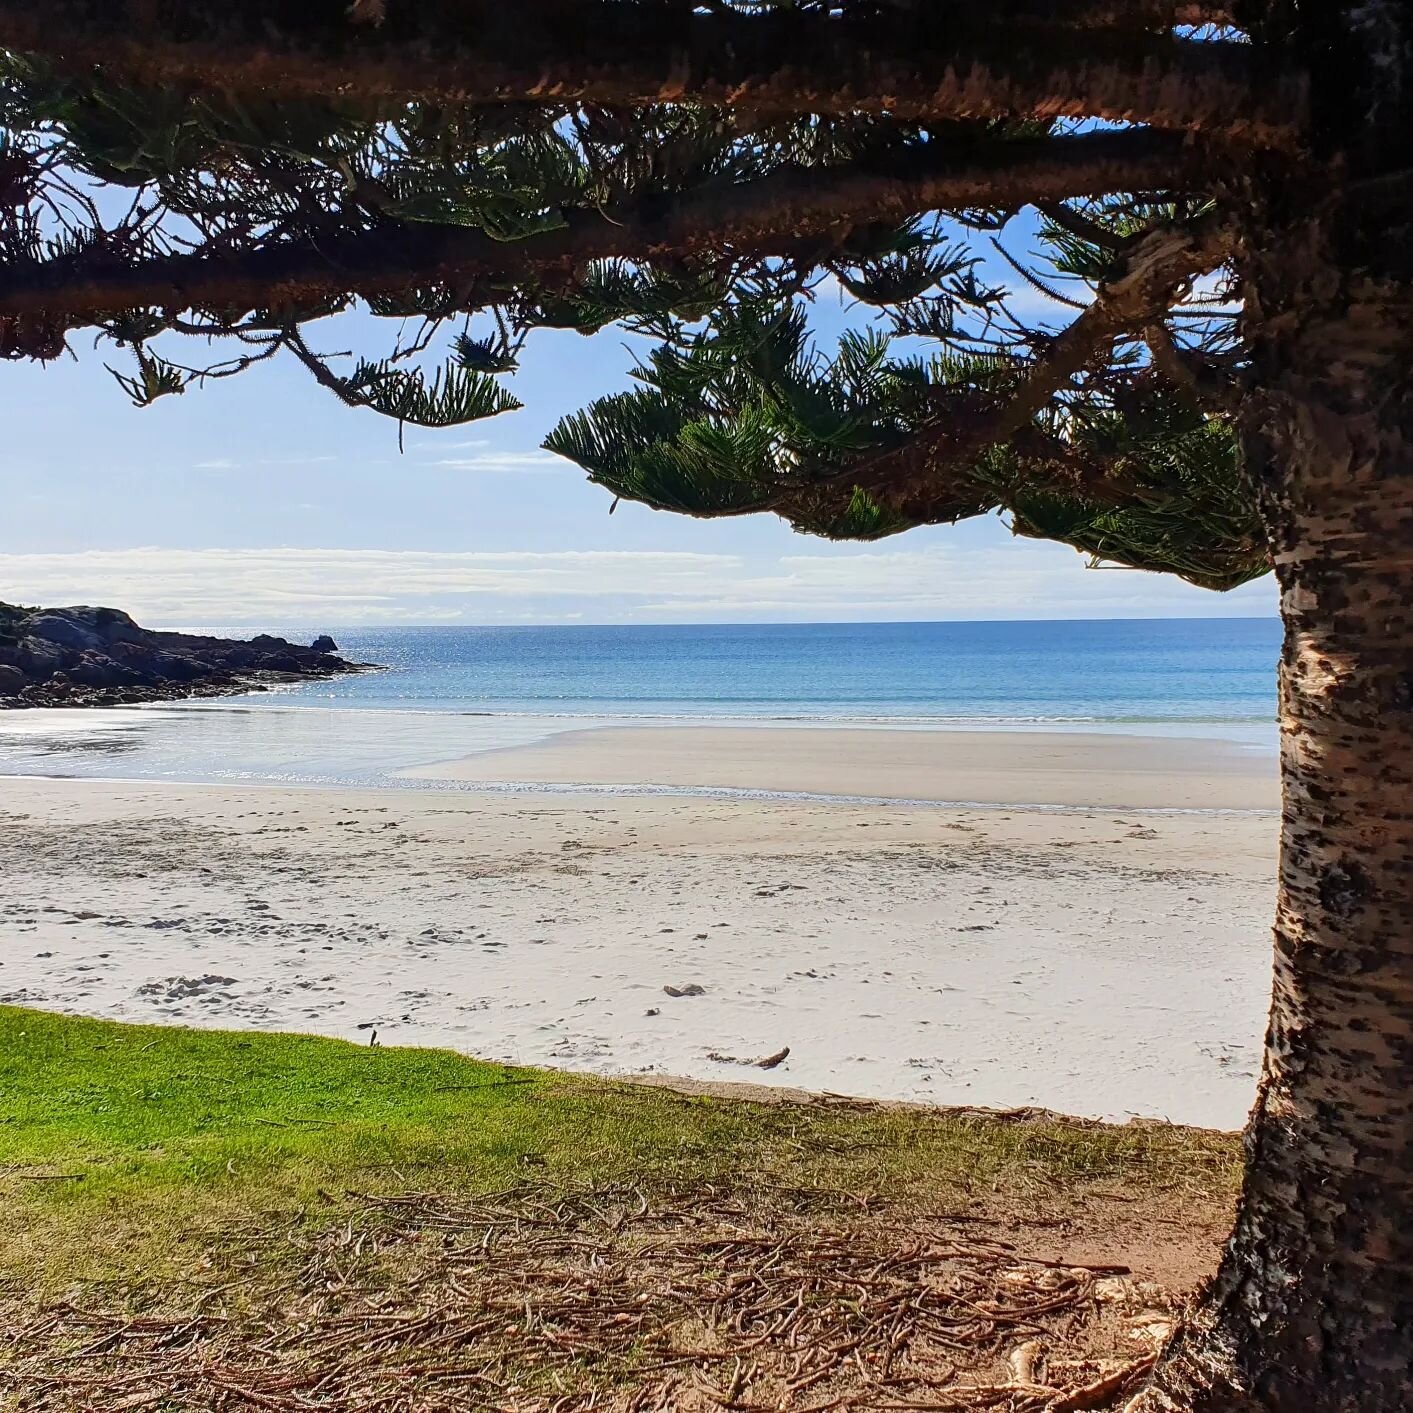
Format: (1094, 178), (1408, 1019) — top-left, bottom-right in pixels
(403, 723), (1279, 812)
(0, 712), (1279, 811)
(0, 602), (378, 710)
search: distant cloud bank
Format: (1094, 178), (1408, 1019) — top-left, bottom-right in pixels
(0, 544), (1276, 627)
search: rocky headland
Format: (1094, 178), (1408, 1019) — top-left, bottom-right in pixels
(0, 602), (371, 708)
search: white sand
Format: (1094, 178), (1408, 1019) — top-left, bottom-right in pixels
(0, 732), (1278, 1128)
(404, 726), (1279, 811)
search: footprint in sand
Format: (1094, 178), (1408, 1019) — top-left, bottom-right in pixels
(134, 974), (242, 1008)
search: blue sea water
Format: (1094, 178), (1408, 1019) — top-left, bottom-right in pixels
(315, 618), (1280, 723)
(0, 618), (1280, 790)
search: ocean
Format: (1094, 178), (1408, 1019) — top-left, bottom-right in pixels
(0, 617), (1280, 791)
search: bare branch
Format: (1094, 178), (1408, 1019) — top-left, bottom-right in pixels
(0, 129), (1205, 326)
(0, 0), (1305, 146)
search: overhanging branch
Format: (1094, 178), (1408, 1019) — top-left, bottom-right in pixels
(0, 0), (1305, 145)
(979, 212), (1235, 438)
(771, 213), (1236, 523)
(0, 129), (1204, 327)
(1144, 318), (1244, 407)
(1039, 1), (1238, 24)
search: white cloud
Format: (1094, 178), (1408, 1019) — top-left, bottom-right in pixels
(430, 450), (567, 473)
(191, 454), (336, 472)
(0, 542), (1276, 627)
(632, 542), (1274, 620)
(0, 548), (737, 624)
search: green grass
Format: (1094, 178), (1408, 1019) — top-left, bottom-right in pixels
(0, 1005), (1241, 1292)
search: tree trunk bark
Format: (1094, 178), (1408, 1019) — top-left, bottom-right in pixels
(1135, 265), (1413, 1413)
(0, 0), (1303, 142)
(1128, 6), (1413, 1406)
(1130, 179), (1413, 1413)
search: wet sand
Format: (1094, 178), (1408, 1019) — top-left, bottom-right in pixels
(403, 726), (1278, 811)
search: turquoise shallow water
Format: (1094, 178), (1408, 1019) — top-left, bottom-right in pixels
(0, 618), (1279, 790)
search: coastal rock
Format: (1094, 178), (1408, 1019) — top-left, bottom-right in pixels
(310, 634), (338, 653)
(145, 649), (214, 682)
(17, 636), (66, 676)
(0, 599), (372, 709)
(67, 650), (152, 689)
(25, 611), (106, 652)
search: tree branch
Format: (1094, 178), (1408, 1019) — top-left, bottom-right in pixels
(0, 129), (1204, 326)
(0, 0), (1305, 146)
(1144, 318), (1244, 407)
(1037, 201), (1128, 252)
(776, 213), (1236, 522)
(979, 212), (1235, 437)
(1035, 1), (1238, 25)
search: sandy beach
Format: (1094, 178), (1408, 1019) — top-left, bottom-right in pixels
(0, 727), (1278, 1128)
(405, 725), (1279, 810)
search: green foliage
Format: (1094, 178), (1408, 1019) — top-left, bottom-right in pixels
(548, 391), (780, 513)
(337, 357), (523, 426)
(544, 300), (945, 529)
(0, 49), (1264, 589)
(811, 484), (911, 539)
(526, 259), (736, 338)
(1005, 398), (1266, 589)
(454, 333), (520, 373)
(836, 231), (977, 307)
(539, 283), (1258, 586)
(105, 348), (187, 407)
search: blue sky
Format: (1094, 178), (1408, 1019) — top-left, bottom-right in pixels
(1, 253), (1276, 630)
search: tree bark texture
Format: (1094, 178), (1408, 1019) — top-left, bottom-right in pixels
(1134, 233), (1413, 1413)
(0, 0), (1305, 144)
(0, 130), (1196, 327)
(1134, 6), (1413, 1405)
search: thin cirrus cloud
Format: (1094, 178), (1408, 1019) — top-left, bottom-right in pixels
(429, 449), (569, 473)
(194, 454), (338, 470)
(634, 546), (1275, 620)
(0, 544), (1276, 627)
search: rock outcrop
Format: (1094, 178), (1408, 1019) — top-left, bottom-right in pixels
(0, 603), (371, 708)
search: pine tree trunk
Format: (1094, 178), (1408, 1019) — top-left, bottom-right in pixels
(1130, 252), (1413, 1413)
(1128, 16), (1413, 1391)
(1127, 7), (1413, 1406)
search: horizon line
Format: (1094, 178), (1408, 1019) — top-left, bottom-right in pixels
(164, 612), (1280, 632)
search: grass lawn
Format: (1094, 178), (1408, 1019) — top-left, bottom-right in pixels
(0, 1006), (1242, 1410)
